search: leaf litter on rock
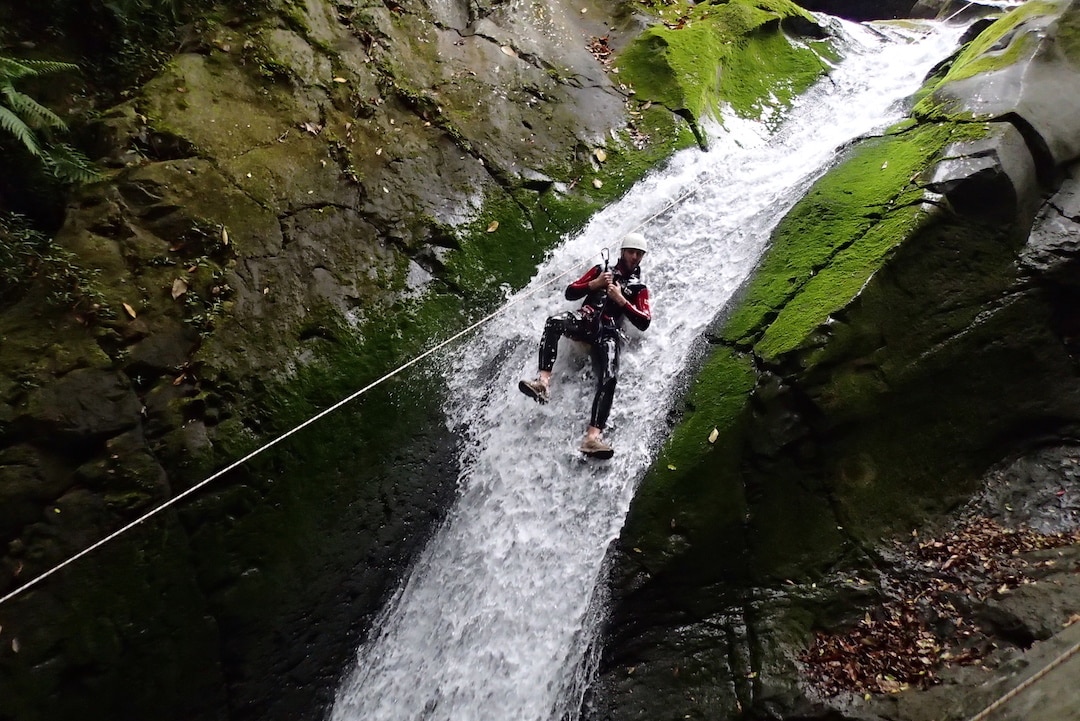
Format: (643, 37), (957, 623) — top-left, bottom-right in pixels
(800, 517), (1080, 697)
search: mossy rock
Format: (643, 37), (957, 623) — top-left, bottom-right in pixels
(0, 493), (225, 721)
(615, 0), (830, 127)
(621, 345), (755, 575)
(913, 0), (1080, 167)
(619, 105), (1034, 583)
(721, 121), (978, 354)
(921, 0), (1060, 88)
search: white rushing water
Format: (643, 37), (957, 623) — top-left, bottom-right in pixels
(331, 18), (967, 721)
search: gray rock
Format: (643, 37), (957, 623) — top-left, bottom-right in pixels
(24, 368), (141, 440)
(1020, 168), (1080, 284)
(929, 1), (1080, 169)
(924, 121), (1039, 222)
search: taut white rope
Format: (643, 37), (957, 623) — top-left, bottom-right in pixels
(966, 636), (1080, 721)
(0, 187), (694, 607)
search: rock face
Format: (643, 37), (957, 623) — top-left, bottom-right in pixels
(591, 2), (1080, 720)
(798, 0), (916, 20)
(924, 0), (1080, 170)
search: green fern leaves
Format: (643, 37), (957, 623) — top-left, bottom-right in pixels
(44, 143), (102, 185)
(0, 55), (99, 184)
(0, 104), (41, 156)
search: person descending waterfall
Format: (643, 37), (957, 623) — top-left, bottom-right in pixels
(518, 232), (652, 459)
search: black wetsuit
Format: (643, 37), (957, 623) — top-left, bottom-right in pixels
(537, 260), (652, 430)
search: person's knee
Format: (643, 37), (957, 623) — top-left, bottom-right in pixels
(543, 318), (565, 339)
(600, 356), (619, 385)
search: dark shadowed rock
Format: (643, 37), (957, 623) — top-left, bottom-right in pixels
(24, 369), (141, 441)
(0, 445), (74, 540)
(124, 319), (200, 377)
(1020, 166), (1080, 284)
(924, 121), (1039, 222)
(795, 0), (916, 21)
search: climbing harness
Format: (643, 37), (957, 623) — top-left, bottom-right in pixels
(0, 186), (699, 608)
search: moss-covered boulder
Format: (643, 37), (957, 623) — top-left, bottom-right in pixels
(616, 0), (832, 142)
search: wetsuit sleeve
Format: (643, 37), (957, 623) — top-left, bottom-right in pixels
(565, 265), (602, 301)
(624, 286), (651, 332)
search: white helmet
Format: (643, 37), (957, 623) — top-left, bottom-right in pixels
(620, 232), (647, 253)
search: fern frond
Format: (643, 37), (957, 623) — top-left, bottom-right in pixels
(44, 143), (101, 185)
(16, 59), (80, 75)
(0, 56), (34, 83)
(0, 56), (79, 82)
(0, 104), (42, 156)
(1, 86), (67, 130)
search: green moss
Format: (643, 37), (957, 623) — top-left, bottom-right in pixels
(616, 0), (829, 123)
(950, 0), (1057, 78)
(718, 26), (831, 124)
(755, 204), (924, 360)
(441, 189), (540, 299)
(660, 346), (758, 470)
(546, 109), (693, 209)
(721, 122), (963, 350)
(942, 24), (1036, 83)
(622, 346), (755, 562)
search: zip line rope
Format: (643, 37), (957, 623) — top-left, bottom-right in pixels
(0, 254), (582, 607)
(0, 183), (700, 608)
(965, 635), (1080, 721)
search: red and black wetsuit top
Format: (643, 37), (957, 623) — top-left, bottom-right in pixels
(565, 261), (651, 335)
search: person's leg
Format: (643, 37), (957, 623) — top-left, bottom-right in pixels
(521, 311), (577, 402)
(588, 333), (620, 431)
(581, 333), (620, 456)
(538, 312), (577, 379)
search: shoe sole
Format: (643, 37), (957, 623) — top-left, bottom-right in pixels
(581, 447), (614, 460)
(518, 380), (548, 404)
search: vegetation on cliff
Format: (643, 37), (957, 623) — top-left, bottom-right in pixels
(0, 57), (98, 185)
(618, 0), (832, 136)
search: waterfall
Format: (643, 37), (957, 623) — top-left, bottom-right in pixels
(330, 18), (967, 721)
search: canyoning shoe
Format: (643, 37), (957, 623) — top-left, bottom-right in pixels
(518, 378), (549, 404)
(579, 437), (614, 460)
